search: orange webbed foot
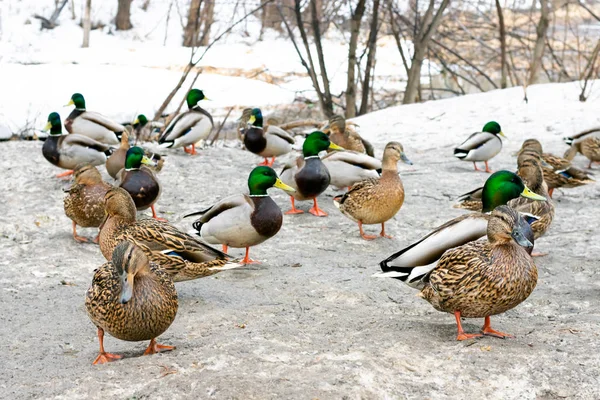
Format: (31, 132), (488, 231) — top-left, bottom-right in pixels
(456, 332), (483, 341)
(143, 339), (175, 356)
(73, 234), (89, 243)
(258, 158), (270, 166)
(56, 170), (74, 179)
(285, 209), (304, 215)
(92, 352), (122, 365)
(360, 233), (377, 240)
(481, 316), (514, 339)
(308, 207), (328, 217)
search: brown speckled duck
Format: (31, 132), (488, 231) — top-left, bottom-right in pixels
(99, 187), (241, 282)
(64, 164), (112, 243)
(377, 206), (538, 341)
(85, 241), (178, 364)
(563, 135), (600, 169)
(333, 142), (412, 240)
(324, 115), (374, 157)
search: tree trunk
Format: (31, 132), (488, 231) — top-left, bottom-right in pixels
(495, 0), (507, 88)
(183, 0), (202, 47)
(198, 0), (214, 46)
(359, 0), (380, 115)
(116, 0), (133, 30)
(309, 0), (334, 117)
(529, 0), (550, 85)
(82, 0), (91, 48)
(345, 0), (366, 118)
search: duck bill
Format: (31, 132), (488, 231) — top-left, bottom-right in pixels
(511, 224), (533, 248)
(43, 121), (52, 131)
(141, 155), (157, 167)
(400, 152), (413, 165)
(498, 131), (507, 138)
(248, 115), (256, 125)
(133, 118), (140, 125)
(120, 273), (134, 304)
(520, 186), (546, 201)
(273, 178), (295, 192)
(65, 99), (74, 107)
(328, 142), (344, 151)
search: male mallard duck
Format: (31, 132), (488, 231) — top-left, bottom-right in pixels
(454, 121), (505, 172)
(99, 187), (241, 282)
(132, 114), (164, 143)
(65, 93), (124, 146)
(321, 151), (381, 190)
(333, 142), (412, 239)
(324, 115), (374, 156)
(116, 146), (163, 220)
(42, 112), (112, 178)
(106, 131), (164, 180)
(185, 166), (294, 264)
(280, 131), (344, 216)
(376, 206), (537, 341)
(85, 241), (178, 364)
(378, 171), (544, 293)
(158, 89), (214, 155)
(64, 164), (112, 243)
(242, 108), (295, 167)
(564, 135), (600, 169)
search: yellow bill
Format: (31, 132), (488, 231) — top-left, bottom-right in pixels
(498, 131), (507, 138)
(65, 99), (74, 106)
(141, 155), (157, 167)
(274, 178), (295, 192)
(521, 185), (546, 201)
(133, 117), (140, 125)
(248, 115), (256, 125)
(43, 121), (52, 131)
(328, 142), (344, 151)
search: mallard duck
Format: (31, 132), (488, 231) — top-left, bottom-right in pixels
(99, 187), (241, 282)
(321, 151), (381, 190)
(184, 166), (294, 264)
(280, 131), (344, 216)
(85, 241), (178, 364)
(324, 115), (374, 157)
(115, 146), (163, 220)
(454, 121), (505, 172)
(333, 142), (412, 240)
(518, 139), (593, 197)
(42, 112), (112, 178)
(563, 128), (600, 145)
(564, 135), (600, 169)
(132, 114), (164, 143)
(376, 206), (537, 341)
(64, 164), (112, 243)
(106, 131), (164, 180)
(65, 93), (124, 146)
(158, 89), (214, 155)
(378, 171), (544, 294)
(242, 108), (295, 166)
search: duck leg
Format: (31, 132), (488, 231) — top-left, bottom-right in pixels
(358, 221), (377, 240)
(56, 170), (74, 179)
(285, 197), (304, 215)
(268, 157), (276, 167)
(184, 144), (198, 155)
(308, 198), (328, 217)
(72, 221), (89, 243)
(241, 247), (260, 265)
(472, 162), (480, 172)
(454, 311), (483, 341)
(548, 188), (554, 198)
(588, 160), (593, 169)
(92, 328), (122, 365)
(143, 338), (175, 355)
(484, 161), (492, 173)
(379, 222), (393, 239)
(151, 205), (168, 222)
(258, 158), (270, 166)
(481, 316), (514, 339)
(222, 244), (228, 253)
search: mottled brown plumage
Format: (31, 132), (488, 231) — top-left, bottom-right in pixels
(85, 241), (178, 364)
(99, 187), (240, 282)
(564, 135), (600, 169)
(64, 164), (112, 242)
(324, 115), (374, 157)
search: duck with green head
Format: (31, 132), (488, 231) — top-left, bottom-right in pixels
(242, 108), (295, 167)
(279, 131), (344, 216)
(42, 112), (112, 178)
(159, 89), (214, 155)
(65, 93), (125, 146)
(116, 146), (163, 220)
(454, 121), (505, 173)
(132, 114), (164, 143)
(184, 166), (295, 264)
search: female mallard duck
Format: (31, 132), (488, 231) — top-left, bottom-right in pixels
(116, 146), (163, 220)
(184, 166), (294, 264)
(280, 131), (344, 216)
(333, 142), (412, 240)
(106, 131), (164, 179)
(65, 93), (124, 146)
(86, 241), (178, 364)
(519, 139), (593, 197)
(64, 164), (112, 243)
(99, 187), (240, 282)
(376, 206), (537, 341)
(564, 135), (600, 169)
(324, 115), (374, 156)
(242, 108), (295, 167)
(454, 121), (505, 172)
(42, 112), (112, 178)
(158, 89), (214, 155)
(321, 151), (382, 190)
(378, 171), (544, 293)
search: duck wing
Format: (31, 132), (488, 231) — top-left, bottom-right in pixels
(266, 125), (295, 144)
(159, 111), (205, 143)
(82, 111), (126, 133)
